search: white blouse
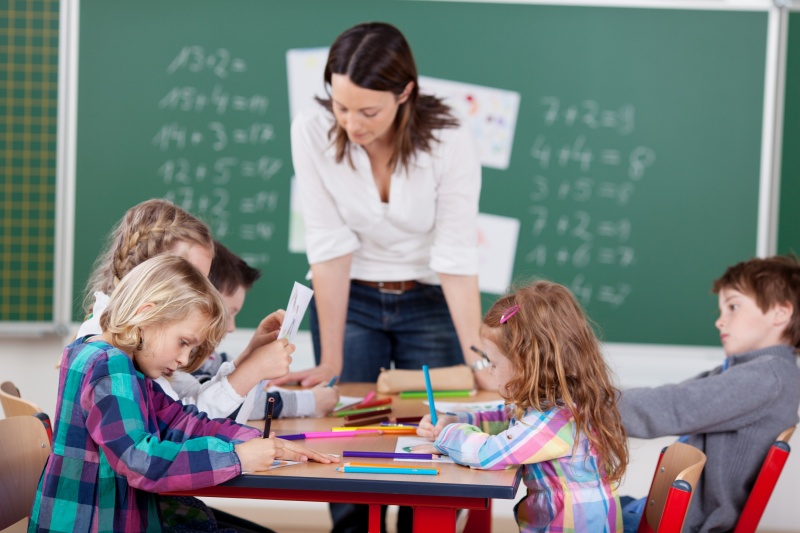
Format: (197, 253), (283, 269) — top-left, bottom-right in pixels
(291, 108), (481, 285)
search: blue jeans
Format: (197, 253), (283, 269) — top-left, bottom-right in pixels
(620, 495), (646, 533)
(309, 281), (464, 381)
(310, 281), (464, 533)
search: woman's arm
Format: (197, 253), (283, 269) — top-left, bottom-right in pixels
(272, 255), (352, 387)
(438, 274), (496, 390)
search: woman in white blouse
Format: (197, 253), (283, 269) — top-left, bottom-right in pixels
(276, 22), (493, 394)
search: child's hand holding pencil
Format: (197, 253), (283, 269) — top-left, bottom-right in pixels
(416, 413), (458, 441)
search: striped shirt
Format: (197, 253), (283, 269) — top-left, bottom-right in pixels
(29, 338), (261, 532)
(434, 406), (621, 532)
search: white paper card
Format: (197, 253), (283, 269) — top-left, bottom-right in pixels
(394, 436), (453, 463)
(279, 282), (314, 342)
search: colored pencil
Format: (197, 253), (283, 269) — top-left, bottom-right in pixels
(335, 405), (395, 417)
(350, 397), (392, 410)
(327, 375), (339, 387)
(394, 416), (423, 424)
(342, 407), (392, 421)
(422, 365), (437, 426)
(399, 390), (475, 399)
(343, 415), (390, 427)
(263, 397), (275, 439)
(332, 426), (417, 433)
(380, 421), (419, 427)
(277, 433), (306, 441)
(336, 466), (438, 475)
(342, 451), (439, 460)
(345, 462), (440, 473)
(304, 430), (382, 438)
(355, 390), (376, 407)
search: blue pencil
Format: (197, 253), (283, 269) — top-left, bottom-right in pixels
(327, 375), (339, 387)
(336, 466), (438, 475)
(422, 364), (437, 426)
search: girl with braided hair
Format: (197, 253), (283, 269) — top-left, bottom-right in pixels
(77, 198), (215, 339)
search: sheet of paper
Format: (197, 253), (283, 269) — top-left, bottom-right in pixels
(334, 396), (363, 411)
(278, 281), (314, 342)
(423, 400), (505, 414)
(394, 436), (453, 463)
(235, 379), (268, 424)
(242, 459), (302, 474)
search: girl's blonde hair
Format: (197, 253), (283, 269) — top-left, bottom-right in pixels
(99, 255), (228, 373)
(482, 280), (628, 483)
(84, 199), (214, 312)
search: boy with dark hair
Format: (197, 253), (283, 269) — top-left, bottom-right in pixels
(165, 240), (338, 420)
(619, 255), (800, 533)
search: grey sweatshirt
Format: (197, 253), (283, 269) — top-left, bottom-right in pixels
(619, 345), (800, 533)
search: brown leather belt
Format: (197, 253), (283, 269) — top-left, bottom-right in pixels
(352, 279), (419, 294)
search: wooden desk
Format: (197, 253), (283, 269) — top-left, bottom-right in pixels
(174, 384), (520, 533)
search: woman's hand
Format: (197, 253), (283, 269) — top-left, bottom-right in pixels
(416, 413), (458, 441)
(234, 435), (339, 472)
(271, 363), (340, 388)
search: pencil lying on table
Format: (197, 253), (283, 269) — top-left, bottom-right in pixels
(342, 451), (440, 460)
(344, 462), (440, 473)
(336, 466), (439, 475)
(277, 430), (383, 440)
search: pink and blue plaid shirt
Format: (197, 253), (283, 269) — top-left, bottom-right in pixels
(29, 338), (261, 532)
(434, 405), (622, 532)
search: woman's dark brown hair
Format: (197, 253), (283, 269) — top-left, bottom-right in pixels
(318, 22), (458, 171)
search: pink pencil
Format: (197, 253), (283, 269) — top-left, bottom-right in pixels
(356, 391), (376, 408)
(303, 430), (383, 439)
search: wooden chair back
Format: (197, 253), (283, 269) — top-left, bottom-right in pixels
(0, 381), (43, 418)
(639, 442), (707, 533)
(0, 416), (51, 529)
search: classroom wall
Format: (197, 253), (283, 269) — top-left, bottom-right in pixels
(2, 333), (798, 530)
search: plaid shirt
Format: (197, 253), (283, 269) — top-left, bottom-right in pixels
(435, 406), (622, 533)
(29, 338), (261, 532)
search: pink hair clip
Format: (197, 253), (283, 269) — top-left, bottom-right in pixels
(500, 305), (520, 323)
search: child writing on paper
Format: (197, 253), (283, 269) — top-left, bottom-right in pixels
(415, 281), (627, 532)
(76, 200), (305, 418)
(30, 255), (337, 532)
(617, 255), (800, 533)
(167, 240), (339, 419)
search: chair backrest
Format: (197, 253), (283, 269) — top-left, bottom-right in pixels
(638, 442), (707, 533)
(733, 426), (796, 533)
(0, 416), (51, 529)
(0, 381), (43, 418)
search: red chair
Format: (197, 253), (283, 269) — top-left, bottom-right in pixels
(733, 426), (795, 533)
(637, 442), (707, 533)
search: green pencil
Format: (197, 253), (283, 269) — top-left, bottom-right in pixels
(399, 390), (475, 399)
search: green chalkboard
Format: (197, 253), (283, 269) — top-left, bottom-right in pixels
(778, 11), (800, 256)
(74, 0), (768, 346)
(0, 0), (59, 327)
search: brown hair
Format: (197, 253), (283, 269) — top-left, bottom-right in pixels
(712, 255), (800, 349)
(100, 255), (228, 373)
(481, 280), (628, 484)
(208, 240), (261, 296)
(84, 199), (214, 312)
(318, 22), (458, 171)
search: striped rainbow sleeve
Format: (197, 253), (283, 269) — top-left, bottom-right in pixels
(435, 407), (575, 470)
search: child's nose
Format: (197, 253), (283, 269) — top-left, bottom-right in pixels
(177, 350), (190, 366)
(715, 315), (724, 329)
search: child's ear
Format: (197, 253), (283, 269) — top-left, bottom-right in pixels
(136, 303), (155, 316)
(771, 302), (793, 327)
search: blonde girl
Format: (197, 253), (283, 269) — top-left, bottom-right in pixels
(417, 280), (627, 532)
(31, 255), (336, 532)
(77, 198), (216, 339)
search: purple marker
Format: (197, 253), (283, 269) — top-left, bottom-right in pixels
(277, 433), (306, 441)
(342, 451), (438, 460)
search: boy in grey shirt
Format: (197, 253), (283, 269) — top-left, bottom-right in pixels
(619, 255), (800, 533)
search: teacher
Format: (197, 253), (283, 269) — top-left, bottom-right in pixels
(276, 22), (493, 392)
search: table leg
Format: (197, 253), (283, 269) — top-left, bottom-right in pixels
(369, 504), (381, 532)
(412, 506), (456, 532)
(463, 499), (492, 533)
